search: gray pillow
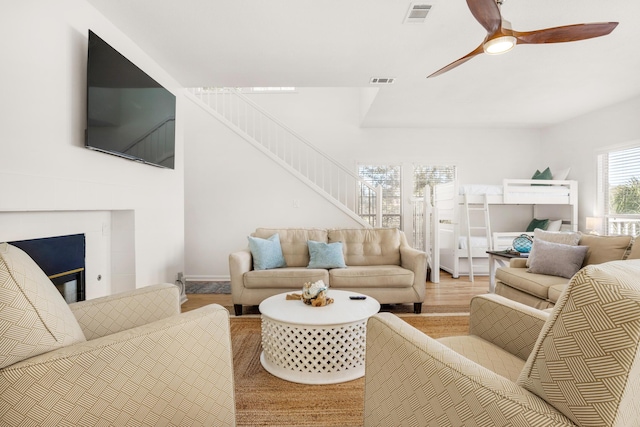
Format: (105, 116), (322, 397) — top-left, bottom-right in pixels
(526, 228), (582, 267)
(527, 239), (588, 278)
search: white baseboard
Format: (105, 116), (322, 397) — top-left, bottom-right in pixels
(184, 275), (230, 282)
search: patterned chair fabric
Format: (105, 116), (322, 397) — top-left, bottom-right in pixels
(0, 243), (236, 426)
(518, 260), (640, 427)
(364, 260), (640, 426)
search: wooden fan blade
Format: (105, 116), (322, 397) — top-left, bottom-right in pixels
(514, 22), (618, 45)
(427, 44), (485, 78)
(466, 0), (501, 35)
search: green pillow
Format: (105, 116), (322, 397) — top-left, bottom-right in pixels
(532, 167), (553, 185)
(248, 234), (287, 270)
(526, 218), (549, 232)
(307, 240), (346, 269)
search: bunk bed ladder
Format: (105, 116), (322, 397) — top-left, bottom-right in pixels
(463, 193), (492, 282)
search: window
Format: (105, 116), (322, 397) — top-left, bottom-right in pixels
(411, 165), (456, 250)
(357, 164), (455, 249)
(413, 165), (456, 199)
(598, 144), (640, 236)
(358, 165), (402, 228)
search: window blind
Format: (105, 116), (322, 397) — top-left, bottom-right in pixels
(597, 143), (640, 236)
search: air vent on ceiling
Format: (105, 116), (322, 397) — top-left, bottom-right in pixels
(370, 77), (396, 85)
(404, 3), (432, 23)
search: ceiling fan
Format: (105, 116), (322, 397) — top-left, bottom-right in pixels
(427, 0), (618, 78)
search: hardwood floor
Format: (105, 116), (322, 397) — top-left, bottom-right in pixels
(181, 271), (489, 313)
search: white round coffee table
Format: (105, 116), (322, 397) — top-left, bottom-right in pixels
(259, 289), (380, 384)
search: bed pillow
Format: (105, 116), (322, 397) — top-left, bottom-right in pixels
(307, 240), (346, 269)
(546, 219), (563, 232)
(527, 239), (588, 278)
(526, 218), (549, 232)
(531, 167), (552, 185)
(552, 167), (571, 181)
(248, 233), (287, 270)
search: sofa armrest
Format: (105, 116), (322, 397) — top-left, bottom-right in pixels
(229, 248), (253, 301)
(399, 244), (427, 290)
(469, 294), (549, 360)
(1, 305), (236, 426)
(69, 283), (180, 340)
(364, 313), (573, 427)
(509, 257), (528, 268)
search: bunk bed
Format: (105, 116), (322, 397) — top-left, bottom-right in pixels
(428, 179), (578, 283)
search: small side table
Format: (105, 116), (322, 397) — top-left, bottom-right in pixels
(486, 250), (526, 293)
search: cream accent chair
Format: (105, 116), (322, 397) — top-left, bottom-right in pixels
(364, 260), (640, 426)
(0, 243), (236, 426)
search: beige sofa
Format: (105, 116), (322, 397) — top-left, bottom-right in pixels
(364, 260), (640, 426)
(229, 227), (428, 315)
(495, 232), (639, 309)
(0, 243), (236, 426)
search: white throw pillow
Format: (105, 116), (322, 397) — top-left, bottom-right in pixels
(546, 220), (563, 232)
(552, 167), (571, 181)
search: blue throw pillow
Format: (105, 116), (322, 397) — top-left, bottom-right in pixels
(307, 240), (346, 269)
(248, 234), (287, 270)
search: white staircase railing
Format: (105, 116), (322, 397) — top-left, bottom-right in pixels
(186, 87), (382, 227)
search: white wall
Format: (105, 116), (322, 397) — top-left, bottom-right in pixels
(184, 88), (549, 279)
(184, 100), (362, 280)
(541, 95), (640, 231)
(0, 1), (185, 297)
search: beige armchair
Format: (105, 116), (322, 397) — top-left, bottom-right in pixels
(364, 259), (640, 427)
(0, 243), (236, 426)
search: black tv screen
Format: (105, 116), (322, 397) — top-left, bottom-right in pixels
(86, 30), (176, 169)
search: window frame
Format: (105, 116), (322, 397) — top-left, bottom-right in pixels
(597, 142), (640, 237)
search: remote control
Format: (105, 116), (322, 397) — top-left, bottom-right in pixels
(349, 295), (367, 300)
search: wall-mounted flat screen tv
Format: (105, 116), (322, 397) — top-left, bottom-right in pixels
(86, 30), (176, 169)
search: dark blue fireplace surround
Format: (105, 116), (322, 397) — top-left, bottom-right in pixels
(9, 234), (86, 303)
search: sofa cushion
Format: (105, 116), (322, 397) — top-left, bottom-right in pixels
(307, 240), (346, 269)
(328, 228), (401, 266)
(494, 282), (556, 310)
(578, 233), (632, 266)
(437, 335), (526, 382)
(627, 238), (640, 260)
(253, 228), (328, 268)
(0, 243), (86, 369)
(527, 239), (588, 279)
(248, 234), (287, 270)
(329, 265), (413, 288)
(547, 283), (566, 304)
(244, 267), (329, 289)
(495, 267), (570, 300)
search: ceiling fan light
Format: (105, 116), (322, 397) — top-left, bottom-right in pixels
(483, 36), (517, 55)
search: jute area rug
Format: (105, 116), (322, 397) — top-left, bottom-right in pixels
(231, 314), (469, 427)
